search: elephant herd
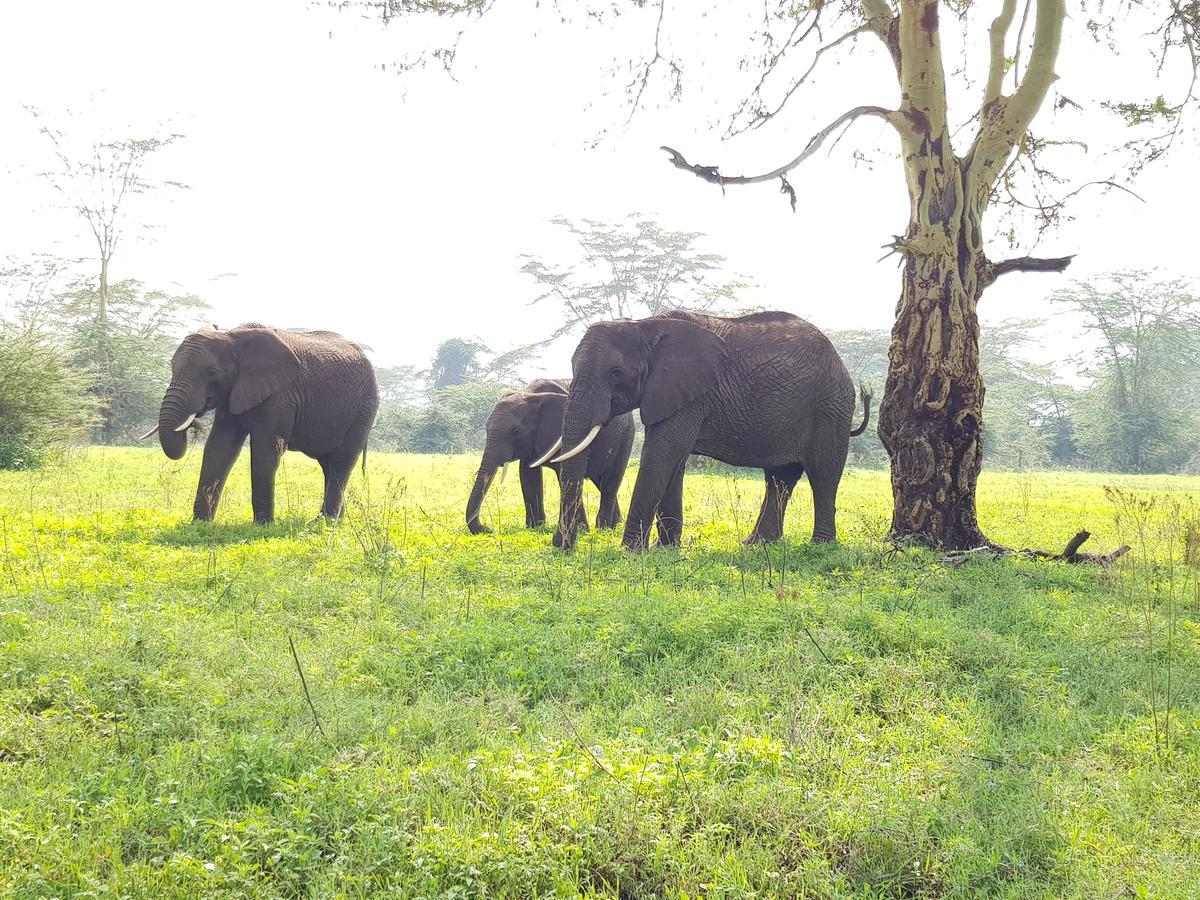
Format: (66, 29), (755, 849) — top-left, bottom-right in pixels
(149, 309), (871, 551)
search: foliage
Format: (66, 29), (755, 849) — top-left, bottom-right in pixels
(1053, 272), (1200, 473)
(0, 450), (1198, 895)
(49, 279), (208, 443)
(520, 216), (749, 344)
(426, 337), (488, 391)
(0, 326), (95, 469)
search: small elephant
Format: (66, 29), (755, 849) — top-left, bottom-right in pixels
(145, 324), (378, 523)
(466, 378), (634, 535)
(549, 310), (871, 551)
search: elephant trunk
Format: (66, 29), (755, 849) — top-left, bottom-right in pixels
(157, 384), (196, 461)
(465, 449), (505, 534)
(554, 378), (610, 550)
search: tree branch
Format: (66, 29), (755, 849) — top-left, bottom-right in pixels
(662, 105), (901, 204)
(861, 0), (901, 75)
(989, 254), (1074, 280)
(984, 0), (1019, 106)
(733, 24), (873, 135)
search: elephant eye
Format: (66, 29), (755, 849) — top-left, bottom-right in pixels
(609, 367), (624, 381)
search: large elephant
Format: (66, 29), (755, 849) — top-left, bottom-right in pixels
(466, 378), (634, 535)
(144, 324), (378, 523)
(546, 310), (870, 551)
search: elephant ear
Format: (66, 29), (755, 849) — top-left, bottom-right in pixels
(230, 328), (302, 415)
(638, 317), (727, 426)
(527, 391), (567, 459)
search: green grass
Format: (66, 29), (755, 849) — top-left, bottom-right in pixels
(1, 448), (1198, 898)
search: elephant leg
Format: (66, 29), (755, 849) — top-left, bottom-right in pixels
(623, 420), (699, 552)
(746, 464), (804, 544)
(249, 431), (285, 524)
(806, 426), (849, 543)
(320, 451), (360, 519)
(653, 457), (687, 548)
(519, 462), (545, 528)
(554, 468), (590, 536)
(595, 427), (633, 530)
(192, 413), (247, 522)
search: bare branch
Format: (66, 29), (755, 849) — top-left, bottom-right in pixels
(990, 254), (1074, 280)
(861, 0), (901, 74)
(733, 24), (872, 136)
(662, 104), (901, 205)
(625, 0), (670, 124)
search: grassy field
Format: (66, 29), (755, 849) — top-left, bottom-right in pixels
(1, 448), (1198, 898)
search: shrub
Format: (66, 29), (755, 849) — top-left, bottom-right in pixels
(0, 326), (95, 469)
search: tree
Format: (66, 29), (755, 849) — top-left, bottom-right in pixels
(520, 216), (748, 343)
(0, 326), (95, 469)
(1053, 271), (1200, 473)
(427, 337), (488, 390)
(52, 279), (207, 443)
(357, 2), (1199, 549)
(28, 108), (186, 323)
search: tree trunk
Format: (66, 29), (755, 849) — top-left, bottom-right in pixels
(99, 255), (109, 322)
(878, 244), (990, 550)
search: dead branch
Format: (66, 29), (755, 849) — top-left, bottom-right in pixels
(989, 254), (1075, 280)
(662, 105), (900, 206)
(943, 530), (1131, 567)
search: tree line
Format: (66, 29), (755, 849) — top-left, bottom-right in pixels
(3, 210), (1197, 475)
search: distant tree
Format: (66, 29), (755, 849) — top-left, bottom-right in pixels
(52, 279), (207, 443)
(0, 325), (95, 469)
(1054, 272), (1200, 473)
(375, 364), (423, 403)
(409, 382), (508, 454)
(520, 216), (748, 343)
(427, 337), (488, 390)
(27, 108), (185, 321)
(827, 329), (890, 468)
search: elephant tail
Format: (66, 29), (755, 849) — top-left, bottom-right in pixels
(849, 383), (873, 437)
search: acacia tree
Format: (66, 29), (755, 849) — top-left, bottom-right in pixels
(351, 0), (1198, 549)
(521, 215), (747, 343)
(28, 107), (185, 321)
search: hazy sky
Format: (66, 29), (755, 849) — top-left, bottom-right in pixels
(1, 1), (1195, 376)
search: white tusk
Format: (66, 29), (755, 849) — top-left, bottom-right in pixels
(500, 461), (509, 484)
(529, 437), (563, 468)
(139, 425), (160, 440)
(551, 425), (601, 464)
(174, 412), (197, 432)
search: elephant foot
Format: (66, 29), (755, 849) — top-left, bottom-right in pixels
(810, 533), (836, 544)
(467, 521), (492, 535)
(525, 518), (546, 529)
(552, 529), (576, 552)
(744, 532), (782, 547)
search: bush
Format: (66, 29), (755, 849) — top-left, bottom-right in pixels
(0, 327), (95, 469)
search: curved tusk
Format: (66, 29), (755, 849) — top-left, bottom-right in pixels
(530, 437), (563, 468)
(174, 412), (198, 432)
(139, 425), (160, 440)
(551, 425), (601, 464)
(500, 461), (509, 484)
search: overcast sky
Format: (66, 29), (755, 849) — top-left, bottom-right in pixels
(1, 0), (1195, 376)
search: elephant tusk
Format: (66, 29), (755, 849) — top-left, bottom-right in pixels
(530, 437), (563, 468)
(552, 425), (601, 464)
(500, 461), (509, 484)
(139, 425), (160, 440)
(174, 412), (198, 432)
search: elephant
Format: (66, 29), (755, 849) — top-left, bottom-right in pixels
(144, 324), (379, 524)
(545, 309), (871, 552)
(466, 378), (635, 535)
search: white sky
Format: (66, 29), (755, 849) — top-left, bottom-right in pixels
(1, 0), (1195, 377)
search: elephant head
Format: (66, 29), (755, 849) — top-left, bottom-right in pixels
(465, 389), (567, 534)
(550, 315), (726, 548)
(146, 326), (301, 460)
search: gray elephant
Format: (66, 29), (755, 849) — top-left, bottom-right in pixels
(546, 310), (870, 551)
(466, 378), (634, 535)
(144, 324), (378, 524)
